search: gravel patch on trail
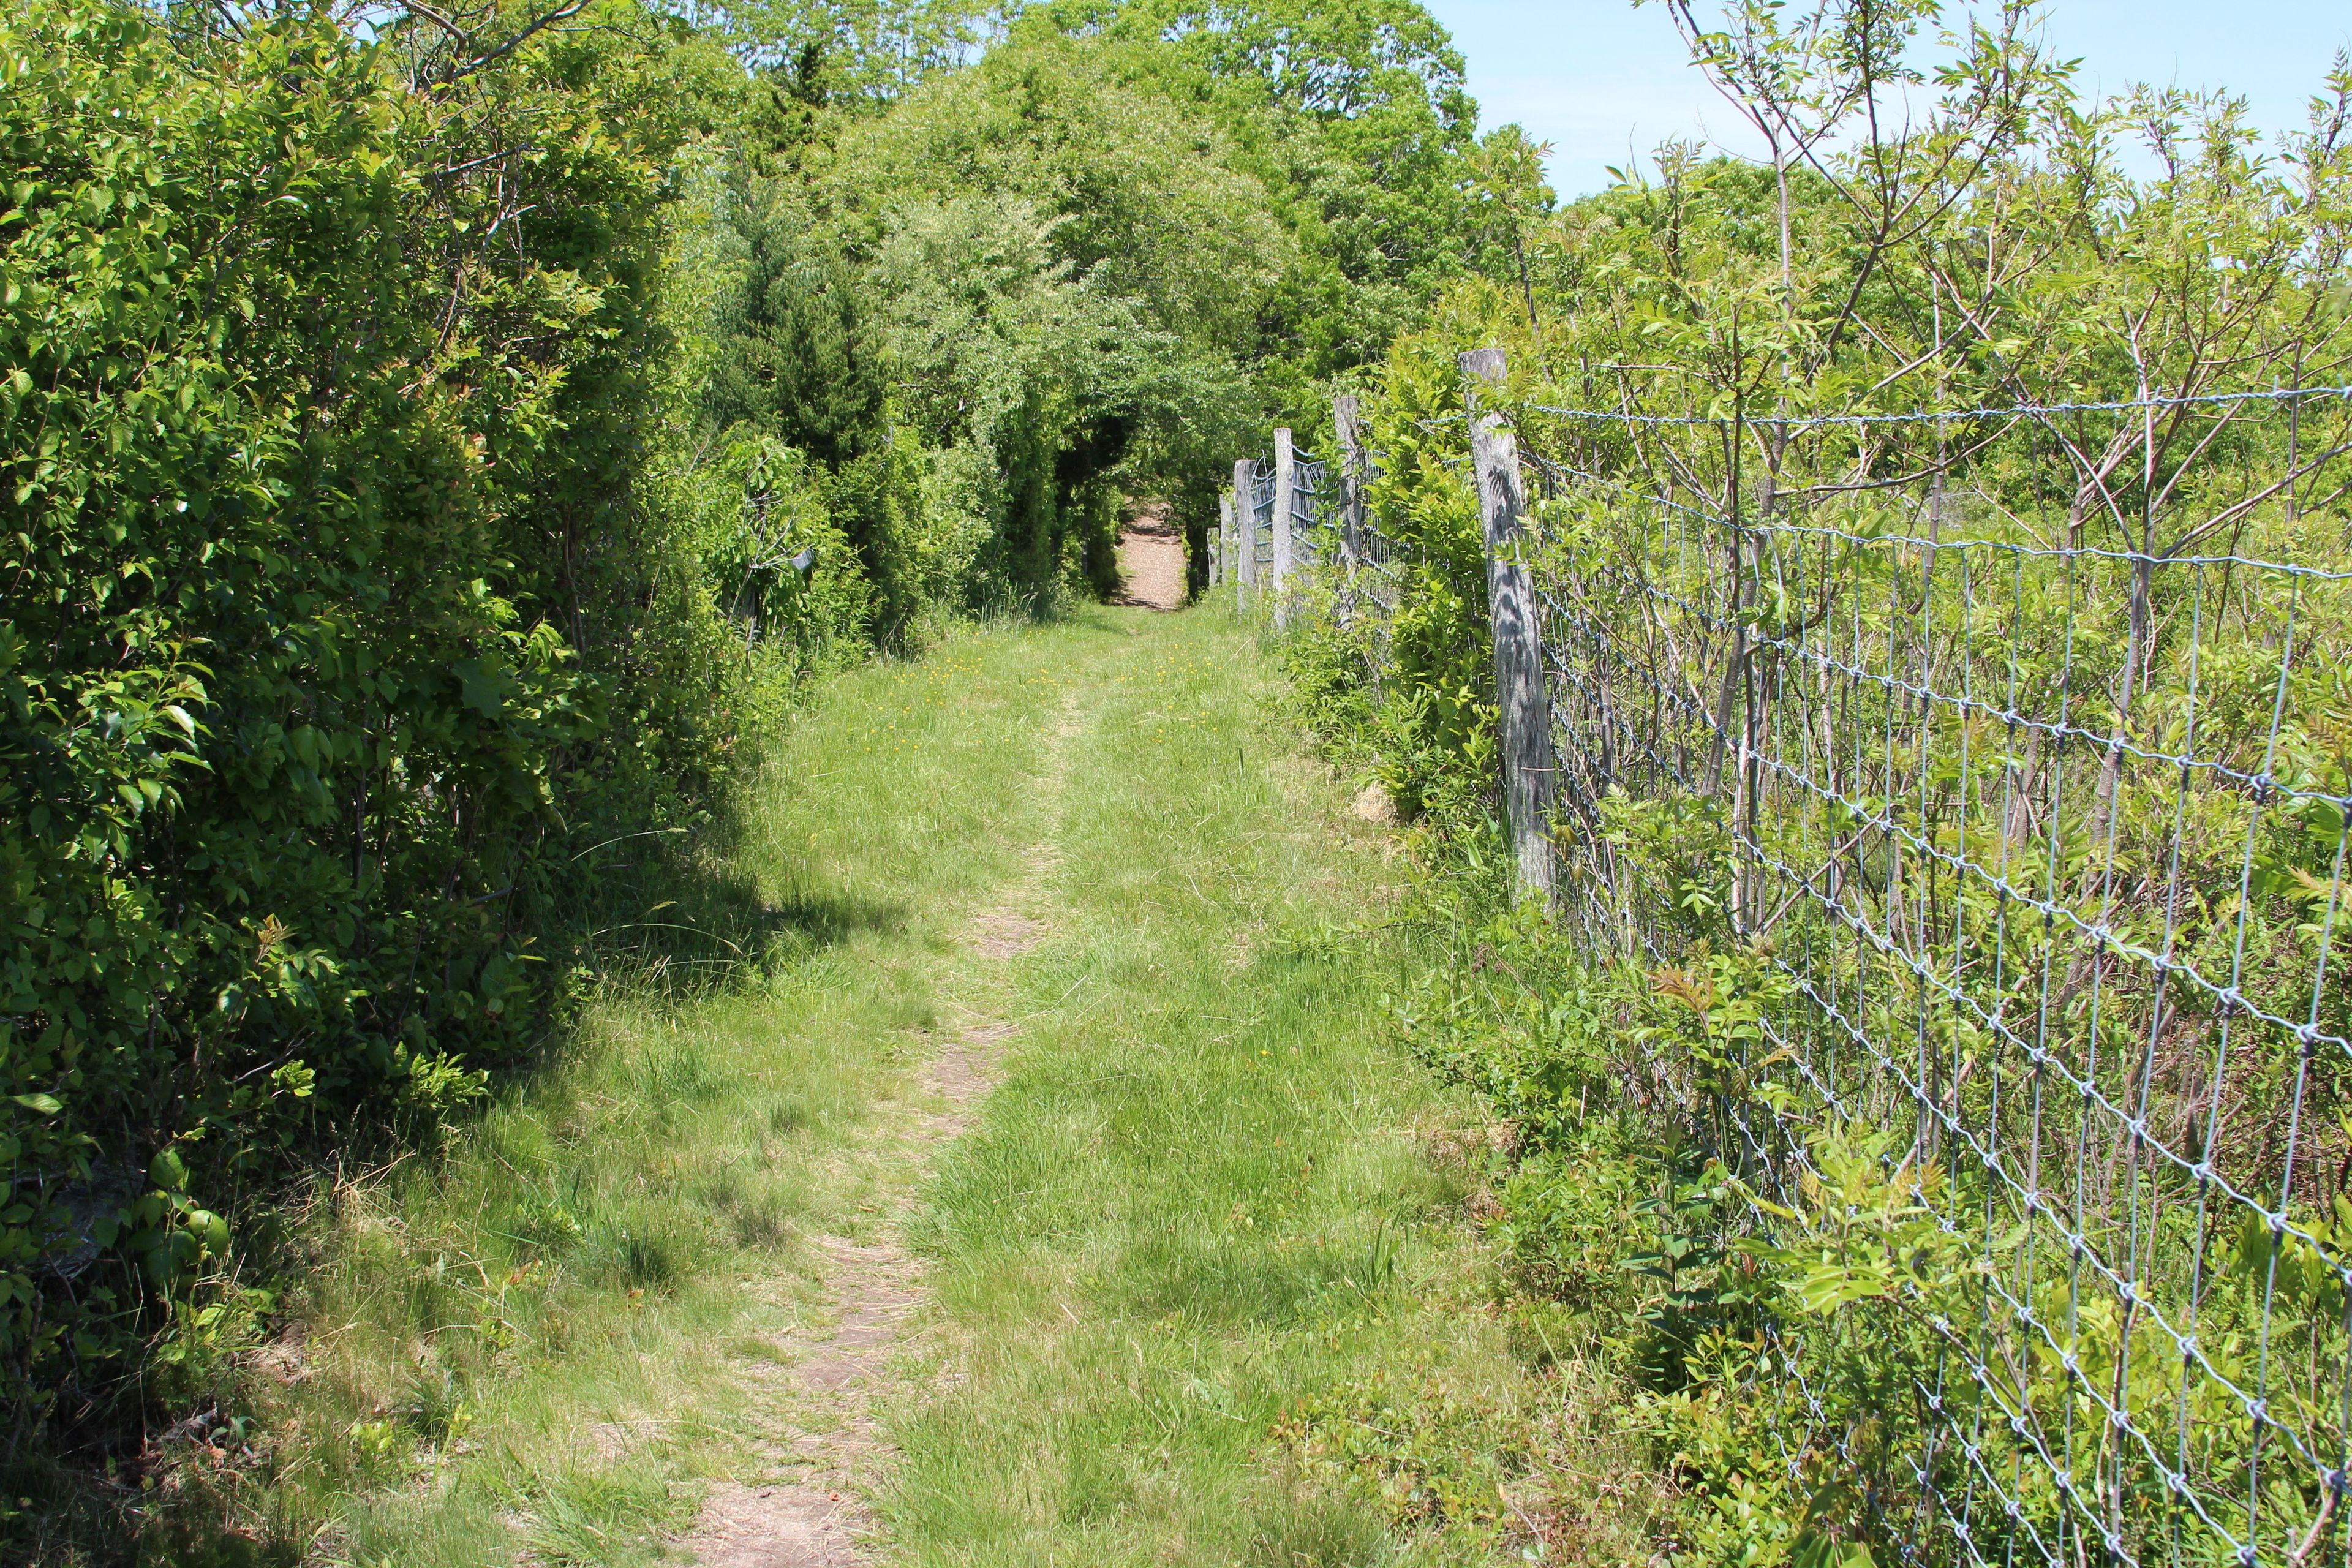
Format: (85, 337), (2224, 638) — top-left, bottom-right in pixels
(1115, 502), (1186, 609)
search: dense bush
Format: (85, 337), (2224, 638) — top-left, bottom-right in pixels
(701, 0), (1545, 605)
(0, 0), (753, 1423)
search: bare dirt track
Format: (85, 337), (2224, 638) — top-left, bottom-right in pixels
(676, 931), (1036, 1568)
(1114, 502), (1186, 609)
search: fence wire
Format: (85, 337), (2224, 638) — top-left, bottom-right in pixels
(1318, 384), (2352, 1568)
(1250, 465), (1275, 567)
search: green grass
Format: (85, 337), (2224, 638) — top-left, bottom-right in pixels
(198, 627), (1082, 1566)
(882, 605), (1541, 1567)
(193, 604), (1560, 1567)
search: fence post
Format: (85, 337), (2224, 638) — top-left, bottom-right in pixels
(1213, 492), (1229, 587)
(1333, 394), (1366, 624)
(1271, 428), (1295, 630)
(1461, 349), (1558, 910)
(1232, 459), (1257, 606)
(1334, 395), (1366, 573)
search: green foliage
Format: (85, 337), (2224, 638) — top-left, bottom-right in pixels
(0, 0), (761, 1434)
(1272, 1362), (1536, 1545)
(699, 0), (1537, 606)
(706, 206), (889, 469)
(1283, 7), (2352, 1559)
(831, 21), (1286, 603)
(1037, 0), (1523, 402)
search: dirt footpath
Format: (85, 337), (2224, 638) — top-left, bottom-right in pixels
(680, 697), (1086, 1568)
(1115, 502), (1186, 609)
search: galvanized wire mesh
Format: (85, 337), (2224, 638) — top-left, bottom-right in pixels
(1294, 454), (1329, 568)
(1322, 383), (2352, 1567)
(1250, 465), (1275, 567)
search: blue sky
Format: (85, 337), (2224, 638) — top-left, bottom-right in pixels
(1422, 1), (2352, 198)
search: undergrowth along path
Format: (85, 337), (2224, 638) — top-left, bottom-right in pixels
(255, 605), (1561, 1568)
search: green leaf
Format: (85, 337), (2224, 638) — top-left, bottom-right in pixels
(454, 658), (513, 718)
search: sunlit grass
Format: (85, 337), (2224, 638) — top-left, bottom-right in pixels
(883, 605), (1544, 1567)
(184, 603), (1577, 1568)
(214, 621), (1085, 1566)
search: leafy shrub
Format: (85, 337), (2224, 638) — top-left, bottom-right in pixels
(1273, 1362), (1538, 1548)
(0, 0), (747, 1423)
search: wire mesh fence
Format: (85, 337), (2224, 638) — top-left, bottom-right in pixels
(1300, 380), (2352, 1567)
(1294, 455), (1329, 548)
(1250, 464), (1276, 568)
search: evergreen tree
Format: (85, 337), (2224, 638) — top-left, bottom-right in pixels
(705, 203), (888, 468)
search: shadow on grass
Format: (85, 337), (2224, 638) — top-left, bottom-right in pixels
(570, 818), (907, 995)
(11, 834), (905, 1568)
(0, 1449), (304, 1568)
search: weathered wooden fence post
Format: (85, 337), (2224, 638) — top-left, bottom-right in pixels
(1213, 492), (1229, 587)
(1232, 459), (1257, 606)
(1270, 428), (1296, 629)
(1461, 349), (1558, 909)
(1333, 394), (1366, 624)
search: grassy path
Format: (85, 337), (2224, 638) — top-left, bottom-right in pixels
(264, 604), (1535, 1568)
